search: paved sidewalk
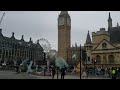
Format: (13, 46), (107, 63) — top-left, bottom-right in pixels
(29, 74), (111, 79)
(0, 70), (111, 79)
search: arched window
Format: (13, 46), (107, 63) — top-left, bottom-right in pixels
(96, 55), (101, 64)
(102, 43), (107, 49)
(108, 55), (115, 64)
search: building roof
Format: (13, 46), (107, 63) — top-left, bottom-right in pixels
(0, 29), (43, 49)
(93, 39), (119, 51)
(60, 11), (68, 15)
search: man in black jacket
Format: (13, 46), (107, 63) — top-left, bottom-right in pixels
(61, 67), (66, 79)
(51, 66), (56, 79)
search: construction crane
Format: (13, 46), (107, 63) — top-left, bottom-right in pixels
(0, 12), (5, 27)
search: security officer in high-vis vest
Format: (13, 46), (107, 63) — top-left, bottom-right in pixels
(112, 68), (116, 79)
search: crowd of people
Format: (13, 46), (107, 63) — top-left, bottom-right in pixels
(86, 66), (120, 79)
(5, 60), (120, 79)
(14, 62), (67, 79)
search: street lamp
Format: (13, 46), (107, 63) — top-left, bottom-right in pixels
(92, 58), (96, 76)
(54, 54), (58, 79)
(67, 48), (68, 62)
(80, 44), (81, 79)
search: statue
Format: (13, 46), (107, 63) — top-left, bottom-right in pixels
(27, 60), (33, 74)
(19, 59), (31, 72)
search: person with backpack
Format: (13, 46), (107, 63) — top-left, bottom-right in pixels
(61, 66), (66, 79)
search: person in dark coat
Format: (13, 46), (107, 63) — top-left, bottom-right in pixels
(61, 67), (66, 79)
(15, 64), (19, 73)
(51, 66), (56, 79)
(43, 66), (46, 76)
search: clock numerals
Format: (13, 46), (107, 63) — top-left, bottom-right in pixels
(58, 17), (64, 26)
(58, 17), (70, 26)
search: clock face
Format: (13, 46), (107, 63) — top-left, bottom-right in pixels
(58, 17), (64, 26)
(67, 17), (71, 26)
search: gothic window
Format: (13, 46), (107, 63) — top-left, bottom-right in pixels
(96, 55), (101, 64)
(102, 43), (107, 49)
(108, 55), (115, 64)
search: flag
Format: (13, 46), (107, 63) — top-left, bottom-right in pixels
(72, 54), (76, 60)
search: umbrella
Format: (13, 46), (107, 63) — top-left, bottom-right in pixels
(55, 57), (69, 69)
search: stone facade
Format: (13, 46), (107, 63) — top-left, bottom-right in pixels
(85, 12), (120, 67)
(0, 29), (44, 66)
(58, 11), (71, 61)
(58, 11), (86, 64)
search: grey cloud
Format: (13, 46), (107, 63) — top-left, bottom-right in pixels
(1, 11), (120, 50)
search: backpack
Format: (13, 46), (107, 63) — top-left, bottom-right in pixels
(112, 70), (116, 74)
(52, 68), (56, 73)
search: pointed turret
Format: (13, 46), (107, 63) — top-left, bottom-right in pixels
(84, 31), (93, 62)
(108, 12), (112, 21)
(86, 31), (92, 44)
(108, 12), (112, 28)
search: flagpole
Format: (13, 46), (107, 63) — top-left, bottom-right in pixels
(80, 44), (81, 79)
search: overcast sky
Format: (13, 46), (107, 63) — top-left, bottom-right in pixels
(0, 11), (120, 51)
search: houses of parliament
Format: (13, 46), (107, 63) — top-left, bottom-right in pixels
(58, 11), (120, 67)
(0, 28), (44, 66)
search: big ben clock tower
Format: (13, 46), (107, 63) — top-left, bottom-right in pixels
(58, 11), (71, 61)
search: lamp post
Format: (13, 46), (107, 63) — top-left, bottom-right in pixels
(86, 56), (87, 69)
(93, 59), (96, 76)
(80, 44), (81, 79)
(57, 67), (59, 79)
(67, 48), (68, 63)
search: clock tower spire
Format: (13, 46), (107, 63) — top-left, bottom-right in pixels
(58, 11), (71, 61)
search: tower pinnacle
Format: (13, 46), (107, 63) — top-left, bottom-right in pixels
(86, 30), (92, 44)
(60, 11), (68, 15)
(108, 12), (112, 21)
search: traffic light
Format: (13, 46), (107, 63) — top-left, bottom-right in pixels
(92, 58), (97, 64)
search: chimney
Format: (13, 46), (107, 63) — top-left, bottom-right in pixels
(29, 37), (33, 43)
(12, 32), (14, 36)
(0, 29), (3, 36)
(30, 37), (32, 41)
(11, 32), (15, 39)
(37, 39), (39, 44)
(21, 35), (24, 41)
